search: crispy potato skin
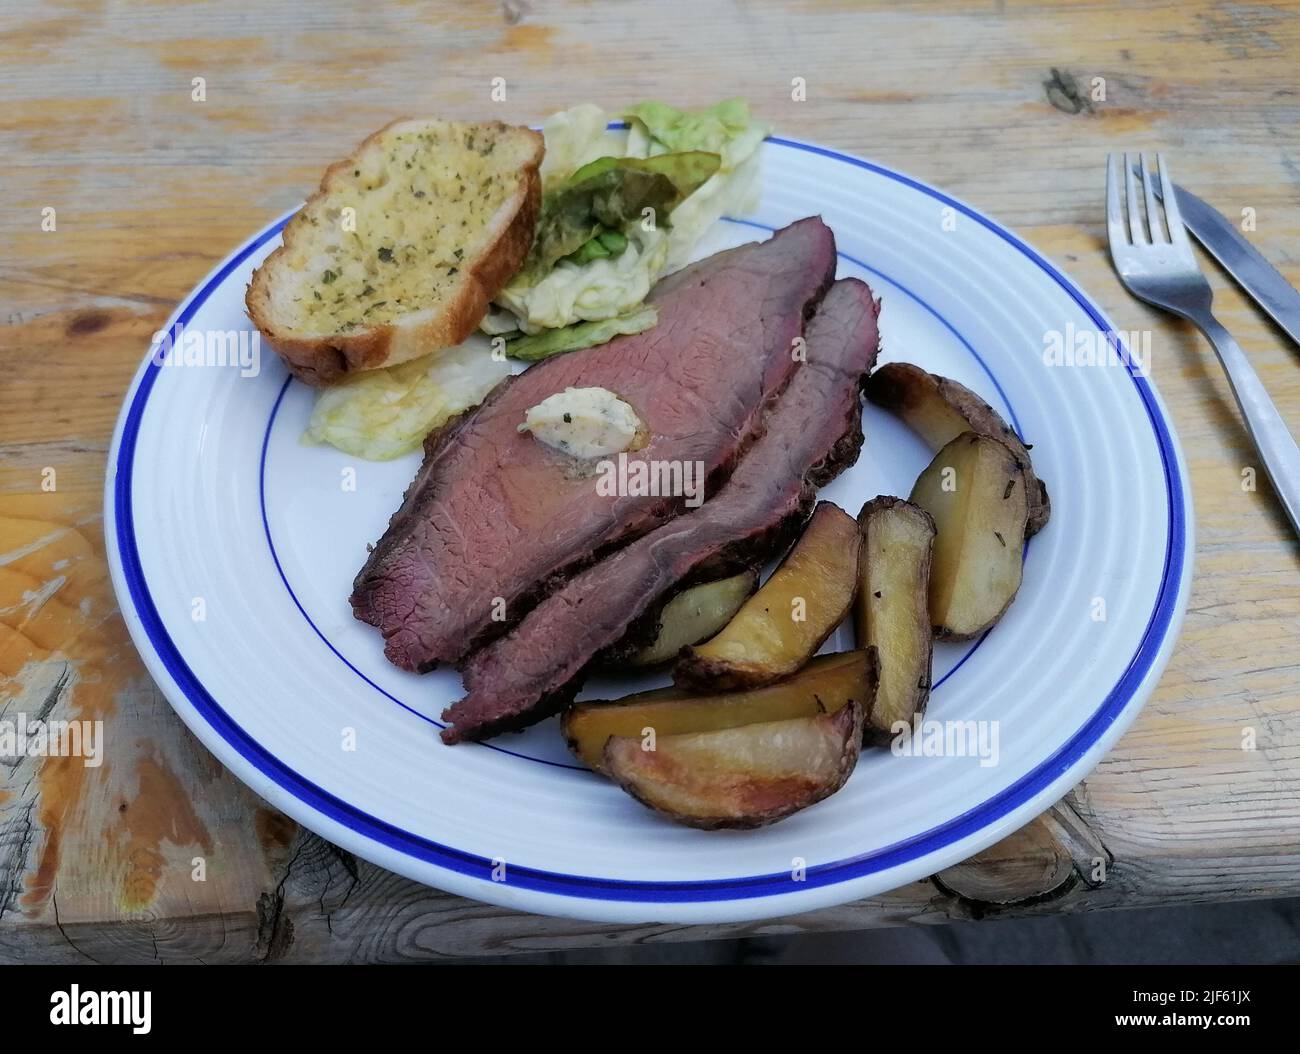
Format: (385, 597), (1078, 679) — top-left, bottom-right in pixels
(602, 702), (865, 830)
(674, 502), (861, 691)
(866, 362), (1050, 536)
(855, 496), (936, 746)
(626, 571), (759, 667)
(563, 649), (879, 771)
(675, 653), (762, 693)
(909, 432), (1029, 641)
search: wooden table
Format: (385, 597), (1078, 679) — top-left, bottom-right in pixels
(2, 0), (1298, 963)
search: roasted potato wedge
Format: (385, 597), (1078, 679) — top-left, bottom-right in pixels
(602, 701), (865, 829)
(867, 362), (1050, 536)
(627, 571), (759, 667)
(909, 432), (1028, 640)
(675, 502), (860, 691)
(855, 497), (936, 745)
(564, 649), (878, 771)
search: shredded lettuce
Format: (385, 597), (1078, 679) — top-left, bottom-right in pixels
(303, 338), (510, 460)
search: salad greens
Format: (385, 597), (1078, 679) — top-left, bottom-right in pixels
(565, 151), (722, 198)
(304, 337), (510, 461)
(304, 99), (768, 460)
(565, 229), (629, 266)
(505, 305), (659, 363)
(518, 168), (678, 285)
(494, 98), (768, 337)
(536, 103), (624, 191)
(516, 151), (724, 287)
(623, 99), (756, 156)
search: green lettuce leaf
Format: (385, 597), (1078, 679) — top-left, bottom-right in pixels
(494, 99), (766, 331)
(565, 151), (721, 201)
(494, 223), (669, 330)
(517, 167), (679, 285)
(537, 103), (623, 190)
(623, 98), (754, 156)
(623, 99), (769, 272)
(505, 306), (658, 362)
(303, 338), (510, 460)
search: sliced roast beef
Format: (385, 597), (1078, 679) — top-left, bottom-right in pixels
(443, 278), (881, 743)
(351, 217), (838, 672)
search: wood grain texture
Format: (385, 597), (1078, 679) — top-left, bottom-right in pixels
(1, 0), (1298, 962)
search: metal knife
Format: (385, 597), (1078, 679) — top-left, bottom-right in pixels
(1139, 169), (1300, 350)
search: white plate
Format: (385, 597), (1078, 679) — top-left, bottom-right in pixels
(105, 137), (1193, 924)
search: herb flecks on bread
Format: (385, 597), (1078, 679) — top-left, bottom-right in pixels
(247, 117), (543, 386)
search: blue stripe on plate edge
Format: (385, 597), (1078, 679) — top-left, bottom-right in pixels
(112, 138), (1188, 903)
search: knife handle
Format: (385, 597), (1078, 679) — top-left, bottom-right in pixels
(1195, 312), (1300, 536)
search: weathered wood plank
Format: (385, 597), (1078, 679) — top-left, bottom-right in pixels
(2, 0), (1298, 962)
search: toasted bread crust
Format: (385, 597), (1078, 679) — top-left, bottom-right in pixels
(246, 117), (543, 386)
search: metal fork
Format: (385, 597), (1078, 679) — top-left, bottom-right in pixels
(1107, 152), (1300, 536)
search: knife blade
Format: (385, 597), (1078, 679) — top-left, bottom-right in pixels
(1142, 170), (1300, 350)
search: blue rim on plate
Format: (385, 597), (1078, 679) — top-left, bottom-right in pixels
(110, 138), (1188, 904)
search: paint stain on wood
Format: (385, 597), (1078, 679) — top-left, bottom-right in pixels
(3, 491), (302, 929)
(255, 807), (296, 852)
(22, 819), (61, 912)
(0, 14), (90, 60)
(148, 36), (272, 72)
(1095, 108), (1156, 133)
(65, 310), (111, 337)
(113, 752), (214, 912)
(24, 732), (100, 915)
(0, 498), (133, 915)
(844, 90), (924, 104)
(499, 23), (555, 54)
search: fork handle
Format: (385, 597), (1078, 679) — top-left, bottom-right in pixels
(1194, 313), (1300, 535)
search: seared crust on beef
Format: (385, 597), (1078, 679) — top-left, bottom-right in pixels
(351, 218), (839, 672)
(442, 277), (882, 743)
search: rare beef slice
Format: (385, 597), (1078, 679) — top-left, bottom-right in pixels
(352, 217), (838, 671)
(443, 277), (881, 742)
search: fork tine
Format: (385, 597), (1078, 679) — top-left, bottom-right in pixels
(1106, 154), (1128, 248)
(1139, 154), (1164, 241)
(1124, 151), (1147, 243)
(1155, 153), (1192, 248)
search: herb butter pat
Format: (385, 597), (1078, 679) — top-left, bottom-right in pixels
(519, 387), (643, 458)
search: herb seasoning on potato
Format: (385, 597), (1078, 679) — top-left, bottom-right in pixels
(867, 362), (1050, 537)
(909, 432), (1029, 640)
(855, 496), (937, 745)
(674, 502), (861, 692)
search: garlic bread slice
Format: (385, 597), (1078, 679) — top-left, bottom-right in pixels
(247, 117), (543, 385)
